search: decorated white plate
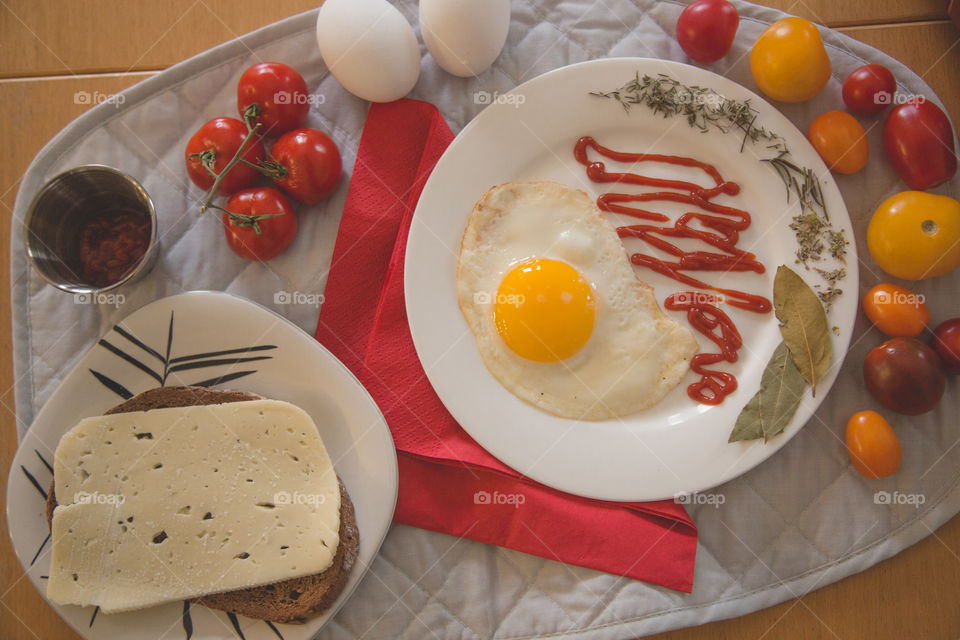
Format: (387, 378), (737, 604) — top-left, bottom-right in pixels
(405, 58), (858, 502)
(6, 291), (398, 640)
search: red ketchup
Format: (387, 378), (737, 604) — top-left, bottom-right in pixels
(574, 136), (771, 405)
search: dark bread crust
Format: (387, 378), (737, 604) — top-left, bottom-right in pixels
(47, 386), (358, 624)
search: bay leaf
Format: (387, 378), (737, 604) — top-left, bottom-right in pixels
(773, 265), (832, 396)
(729, 341), (806, 443)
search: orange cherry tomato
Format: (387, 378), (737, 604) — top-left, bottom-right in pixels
(862, 283), (929, 337)
(845, 411), (901, 479)
(807, 111), (869, 174)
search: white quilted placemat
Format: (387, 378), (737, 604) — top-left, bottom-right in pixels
(10, 1), (960, 638)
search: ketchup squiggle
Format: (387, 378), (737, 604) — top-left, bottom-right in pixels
(574, 136), (771, 405)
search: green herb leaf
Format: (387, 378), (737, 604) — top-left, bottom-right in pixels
(774, 265), (832, 395)
(728, 341), (806, 443)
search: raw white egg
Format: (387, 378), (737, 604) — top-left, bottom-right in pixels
(420, 0), (510, 77)
(457, 182), (699, 420)
(315, 0), (421, 102)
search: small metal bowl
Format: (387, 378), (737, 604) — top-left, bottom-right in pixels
(23, 165), (159, 294)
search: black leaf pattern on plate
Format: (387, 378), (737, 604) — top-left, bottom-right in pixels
(226, 612), (246, 639)
(90, 310), (277, 397)
(182, 600), (193, 640)
(30, 533), (50, 566)
(20, 465), (47, 499)
(265, 620), (285, 639)
(35, 450), (53, 474)
(88, 606), (99, 628)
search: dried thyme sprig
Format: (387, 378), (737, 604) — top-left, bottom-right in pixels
(591, 73), (789, 156)
(592, 72), (850, 308)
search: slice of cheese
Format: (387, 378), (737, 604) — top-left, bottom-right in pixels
(47, 400), (341, 613)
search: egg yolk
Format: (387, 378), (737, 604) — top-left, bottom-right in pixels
(493, 258), (596, 362)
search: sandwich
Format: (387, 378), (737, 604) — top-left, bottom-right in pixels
(44, 385), (358, 624)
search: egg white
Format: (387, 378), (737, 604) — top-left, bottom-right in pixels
(457, 181), (699, 420)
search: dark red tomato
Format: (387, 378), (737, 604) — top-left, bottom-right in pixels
(676, 0), (739, 63)
(842, 64), (896, 116)
(185, 117), (266, 195)
(222, 188), (297, 261)
(237, 62), (309, 136)
(932, 318), (960, 374)
(883, 98), (958, 190)
(270, 128), (342, 204)
(863, 337), (945, 415)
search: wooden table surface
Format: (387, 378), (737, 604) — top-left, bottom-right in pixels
(1, 1), (958, 639)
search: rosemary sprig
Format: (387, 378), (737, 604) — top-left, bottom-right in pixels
(592, 72), (849, 309)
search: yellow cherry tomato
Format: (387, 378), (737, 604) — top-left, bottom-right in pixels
(807, 110), (869, 174)
(846, 411), (901, 479)
(750, 17), (831, 103)
(867, 191), (960, 280)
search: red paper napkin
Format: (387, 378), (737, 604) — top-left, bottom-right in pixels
(315, 99), (698, 592)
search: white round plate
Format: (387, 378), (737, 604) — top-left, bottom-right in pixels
(405, 58), (858, 502)
(6, 291), (398, 640)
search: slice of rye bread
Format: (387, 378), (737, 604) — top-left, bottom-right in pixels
(45, 385), (359, 624)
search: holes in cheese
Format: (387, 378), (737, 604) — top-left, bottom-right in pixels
(47, 400), (341, 613)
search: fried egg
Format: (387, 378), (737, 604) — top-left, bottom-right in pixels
(457, 181), (699, 420)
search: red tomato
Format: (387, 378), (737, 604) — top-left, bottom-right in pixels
(932, 318), (960, 374)
(807, 110), (869, 174)
(842, 64), (896, 116)
(845, 411), (901, 479)
(863, 337), (945, 415)
(269, 129), (342, 204)
(237, 62), (309, 136)
(883, 98), (958, 190)
(185, 117), (265, 195)
(675, 0), (739, 63)
(222, 188), (297, 261)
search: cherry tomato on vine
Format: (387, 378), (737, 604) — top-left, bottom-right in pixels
(222, 188), (297, 261)
(269, 128), (342, 204)
(237, 62), (309, 136)
(845, 410), (901, 479)
(884, 98), (958, 190)
(932, 318), (960, 375)
(675, 0), (739, 63)
(842, 64), (896, 116)
(862, 283), (929, 338)
(750, 17), (831, 103)
(185, 117), (265, 195)
(863, 337), (945, 415)
(807, 110), (869, 174)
